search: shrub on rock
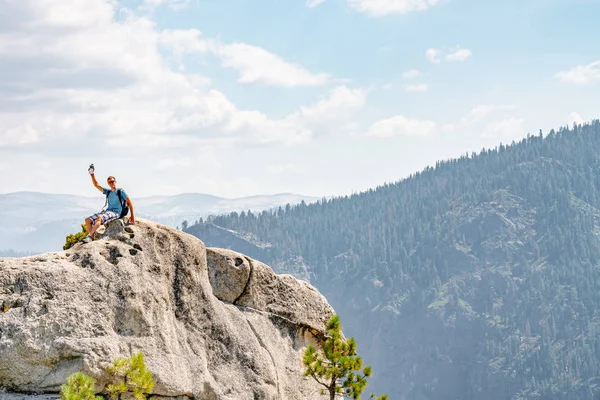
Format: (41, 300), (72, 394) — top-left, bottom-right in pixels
(64, 224), (89, 250)
(106, 352), (155, 400)
(60, 372), (102, 400)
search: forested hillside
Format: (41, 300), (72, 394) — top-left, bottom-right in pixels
(186, 120), (600, 399)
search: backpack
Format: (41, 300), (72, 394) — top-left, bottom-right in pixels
(102, 188), (129, 219)
(116, 189), (129, 218)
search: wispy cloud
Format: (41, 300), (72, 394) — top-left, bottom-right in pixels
(306, 0), (327, 8)
(141, 0), (190, 11)
(402, 69), (421, 80)
(446, 48), (472, 62)
(426, 48), (441, 63)
(555, 61), (600, 85)
(427, 47), (472, 63)
(365, 116), (436, 138)
(216, 43), (330, 87)
(157, 30), (330, 87)
(568, 112), (584, 125)
(267, 164), (304, 174)
(404, 83), (429, 92)
(461, 104), (516, 125)
(0, 0), (352, 151)
(299, 86), (367, 123)
(347, 0), (441, 17)
(482, 117), (526, 139)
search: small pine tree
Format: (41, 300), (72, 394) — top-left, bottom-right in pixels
(303, 315), (389, 400)
(64, 224), (89, 250)
(60, 372), (102, 400)
(106, 352), (154, 400)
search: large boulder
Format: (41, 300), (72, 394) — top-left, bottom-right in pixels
(0, 218), (334, 399)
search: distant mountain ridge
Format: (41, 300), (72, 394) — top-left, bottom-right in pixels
(188, 120), (600, 399)
(0, 191), (318, 255)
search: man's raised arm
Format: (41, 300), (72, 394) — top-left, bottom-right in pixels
(90, 172), (104, 193)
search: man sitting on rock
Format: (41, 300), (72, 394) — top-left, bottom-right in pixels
(82, 166), (135, 243)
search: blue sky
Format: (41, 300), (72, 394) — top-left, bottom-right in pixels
(0, 0), (598, 198)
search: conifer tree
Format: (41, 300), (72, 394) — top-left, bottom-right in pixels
(303, 315), (389, 400)
(60, 372), (102, 400)
(106, 352), (155, 400)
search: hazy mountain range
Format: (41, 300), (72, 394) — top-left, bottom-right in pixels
(188, 121), (600, 399)
(0, 191), (317, 255)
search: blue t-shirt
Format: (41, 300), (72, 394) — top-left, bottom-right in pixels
(103, 188), (129, 214)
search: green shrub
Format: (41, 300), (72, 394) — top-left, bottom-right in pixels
(106, 352), (155, 400)
(64, 224), (89, 250)
(61, 353), (154, 400)
(60, 372), (102, 400)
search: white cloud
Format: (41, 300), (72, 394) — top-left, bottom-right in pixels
(158, 29), (214, 55)
(365, 116), (436, 138)
(156, 29), (327, 88)
(567, 112), (592, 126)
(222, 85), (366, 145)
(158, 28), (214, 70)
(299, 86), (366, 123)
(441, 123), (455, 133)
(402, 69), (421, 80)
(426, 46), (472, 63)
(426, 48), (441, 63)
(0, 124), (40, 147)
(404, 83), (428, 92)
(141, 0), (190, 11)
(347, 0), (441, 16)
(0, 0), (350, 152)
(267, 164), (303, 174)
(306, 0), (327, 7)
(482, 117), (525, 138)
(555, 61), (600, 85)
(461, 104), (516, 125)
(155, 157), (194, 171)
(446, 48), (472, 62)
(568, 112), (584, 125)
(224, 110), (312, 146)
(216, 43), (329, 87)
(157, 29), (328, 88)
(144, 0), (187, 4)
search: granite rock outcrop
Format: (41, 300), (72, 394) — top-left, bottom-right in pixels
(0, 218), (334, 400)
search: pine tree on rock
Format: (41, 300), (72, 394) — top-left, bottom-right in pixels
(60, 372), (102, 400)
(303, 315), (389, 400)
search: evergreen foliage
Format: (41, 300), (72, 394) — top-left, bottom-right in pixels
(188, 120), (600, 399)
(60, 353), (154, 400)
(64, 224), (89, 250)
(106, 352), (155, 400)
(60, 372), (102, 400)
(303, 315), (389, 400)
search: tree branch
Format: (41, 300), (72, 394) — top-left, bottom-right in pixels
(310, 372), (331, 390)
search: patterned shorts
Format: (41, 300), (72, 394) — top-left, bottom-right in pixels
(88, 210), (120, 225)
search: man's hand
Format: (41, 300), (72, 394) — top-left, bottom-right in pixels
(126, 197), (135, 224)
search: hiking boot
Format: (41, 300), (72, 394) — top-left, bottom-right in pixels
(82, 235), (92, 243)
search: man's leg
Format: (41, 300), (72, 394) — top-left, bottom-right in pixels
(88, 215), (103, 238)
(85, 217), (93, 235)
